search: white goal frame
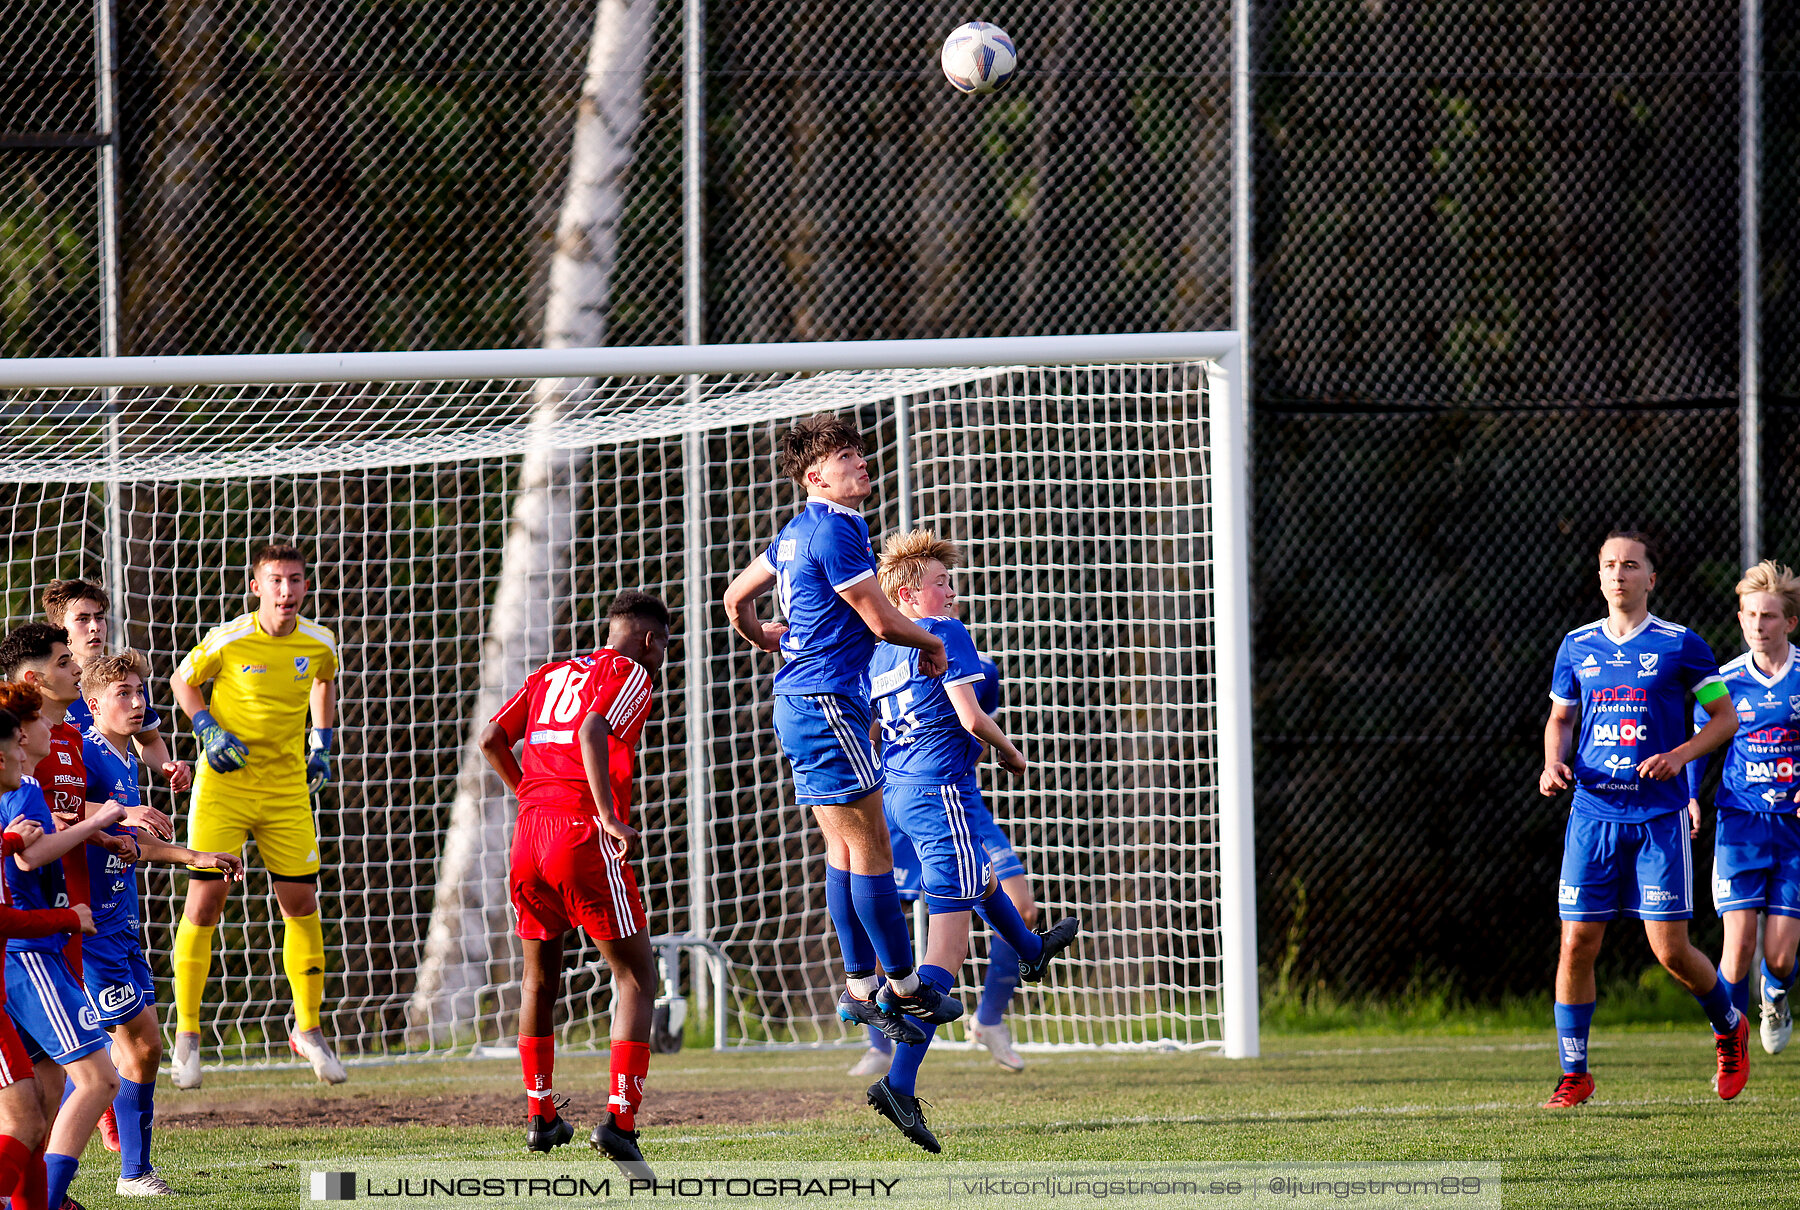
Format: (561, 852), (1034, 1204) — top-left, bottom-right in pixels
(0, 331), (1257, 1062)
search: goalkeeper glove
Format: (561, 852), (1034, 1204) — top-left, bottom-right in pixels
(192, 710), (249, 773)
(307, 728), (333, 793)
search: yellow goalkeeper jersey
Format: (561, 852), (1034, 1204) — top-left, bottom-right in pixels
(177, 612), (339, 796)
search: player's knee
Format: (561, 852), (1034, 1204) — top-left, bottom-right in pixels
(0, 1101), (46, 1152)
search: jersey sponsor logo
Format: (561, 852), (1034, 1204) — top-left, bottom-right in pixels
(1599, 754), (1636, 776)
(1558, 881), (1579, 905)
(239, 663), (267, 674)
(57, 752), (70, 766)
(870, 666), (909, 697)
(1642, 885), (1677, 906)
(1560, 1036), (1587, 1064)
(1606, 649), (1630, 667)
(1745, 726), (1792, 745)
(1716, 877), (1733, 900)
(777, 539), (796, 563)
(97, 983), (139, 1014)
(1762, 690), (1782, 708)
(1762, 787), (1793, 808)
(1591, 719), (1644, 746)
(528, 729), (576, 745)
(77, 1006), (100, 1030)
(1747, 758), (1798, 783)
(1581, 654), (1598, 668)
(1590, 685), (1646, 703)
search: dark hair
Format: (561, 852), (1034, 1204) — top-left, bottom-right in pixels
(251, 541), (306, 574)
(0, 707), (17, 743)
(41, 579), (107, 624)
(0, 624), (71, 681)
(776, 414), (865, 486)
(1603, 529), (1660, 571)
(607, 590), (671, 631)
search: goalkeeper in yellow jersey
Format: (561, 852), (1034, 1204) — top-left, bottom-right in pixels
(167, 541), (344, 1087)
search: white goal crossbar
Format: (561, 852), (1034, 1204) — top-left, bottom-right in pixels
(0, 332), (1257, 1062)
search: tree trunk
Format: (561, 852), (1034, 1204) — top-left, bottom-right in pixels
(407, 0), (649, 1045)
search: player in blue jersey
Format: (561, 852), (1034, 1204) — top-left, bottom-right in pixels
(723, 415), (961, 1043)
(78, 653), (243, 1196)
(1539, 530), (1744, 1107)
(1682, 561), (1800, 1056)
(861, 530), (1080, 1150)
(849, 654), (1047, 1076)
(0, 680), (143, 1210)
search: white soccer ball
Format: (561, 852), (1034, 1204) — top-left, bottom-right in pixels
(940, 22), (1017, 94)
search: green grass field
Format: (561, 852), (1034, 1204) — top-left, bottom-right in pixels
(68, 1012), (1797, 1210)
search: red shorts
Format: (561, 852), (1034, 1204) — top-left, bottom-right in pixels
(0, 1012), (35, 1088)
(510, 809), (646, 942)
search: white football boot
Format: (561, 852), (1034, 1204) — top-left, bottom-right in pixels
(1761, 978), (1792, 1055)
(969, 1019), (1025, 1072)
(171, 1032), (202, 1090)
(290, 1028), (349, 1084)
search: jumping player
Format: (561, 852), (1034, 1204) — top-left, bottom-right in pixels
(80, 653), (244, 1195)
(1682, 561), (1800, 1054)
(1539, 530), (1744, 1106)
(722, 415), (959, 1043)
(168, 542), (343, 1087)
(862, 530), (1080, 1150)
(42, 580), (190, 795)
(478, 591), (670, 1178)
(849, 655), (1047, 1076)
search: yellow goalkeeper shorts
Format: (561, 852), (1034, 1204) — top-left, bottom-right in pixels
(186, 787), (321, 878)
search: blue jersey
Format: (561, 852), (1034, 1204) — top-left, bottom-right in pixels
(763, 500), (881, 699)
(81, 730), (142, 935)
(1687, 652), (1800, 814)
(0, 779), (70, 953)
(65, 696), (161, 737)
(1550, 614), (1723, 823)
(871, 616), (988, 785)
(976, 657), (1000, 717)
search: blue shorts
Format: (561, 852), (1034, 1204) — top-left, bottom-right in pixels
(4, 949), (109, 1063)
(886, 796), (1023, 901)
(81, 930), (156, 1027)
(773, 694), (883, 807)
(1558, 810), (1693, 921)
(886, 779), (996, 909)
(1713, 806), (1800, 917)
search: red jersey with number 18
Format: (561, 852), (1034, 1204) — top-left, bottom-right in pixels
(490, 649), (654, 819)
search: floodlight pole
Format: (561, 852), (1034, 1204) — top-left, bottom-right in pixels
(97, 0), (128, 618)
(1224, 0), (1260, 1061)
(681, 0), (721, 1043)
(1740, 0), (1761, 566)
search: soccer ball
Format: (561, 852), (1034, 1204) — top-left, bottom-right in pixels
(940, 22), (1017, 94)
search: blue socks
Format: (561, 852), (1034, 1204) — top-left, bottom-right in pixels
(1726, 974), (1751, 1021)
(1695, 972), (1740, 1035)
(886, 965), (953, 1095)
(1762, 957), (1794, 1004)
(976, 887), (1041, 964)
(45, 1153), (78, 1210)
(826, 865), (877, 978)
(116, 1076), (155, 1179)
(978, 936), (1020, 1027)
(850, 872), (915, 981)
(1553, 1000), (1594, 1073)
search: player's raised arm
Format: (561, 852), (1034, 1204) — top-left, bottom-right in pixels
(722, 558), (786, 652)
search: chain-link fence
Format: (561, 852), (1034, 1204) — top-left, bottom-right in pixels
(3, 0), (1797, 999)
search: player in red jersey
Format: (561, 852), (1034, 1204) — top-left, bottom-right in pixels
(479, 591), (670, 1177)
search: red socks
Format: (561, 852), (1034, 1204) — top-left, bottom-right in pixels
(519, 1034), (557, 1121)
(7, 1137), (45, 1210)
(608, 1040), (650, 1131)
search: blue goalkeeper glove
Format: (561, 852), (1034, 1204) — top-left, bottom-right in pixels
(307, 728), (333, 793)
(192, 710), (249, 773)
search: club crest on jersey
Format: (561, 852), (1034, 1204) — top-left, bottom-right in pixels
(1637, 654), (1659, 676)
(57, 752), (70, 766)
(295, 656), (309, 672)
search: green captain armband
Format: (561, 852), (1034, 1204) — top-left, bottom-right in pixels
(1695, 681), (1729, 707)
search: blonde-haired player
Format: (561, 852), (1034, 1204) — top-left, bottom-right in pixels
(862, 529), (1079, 1150)
(167, 542), (344, 1087)
(1686, 560), (1800, 1054)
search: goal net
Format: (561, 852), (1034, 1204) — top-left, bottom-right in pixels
(0, 333), (1255, 1068)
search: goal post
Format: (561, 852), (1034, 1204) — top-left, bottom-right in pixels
(0, 332), (1257, 1064)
